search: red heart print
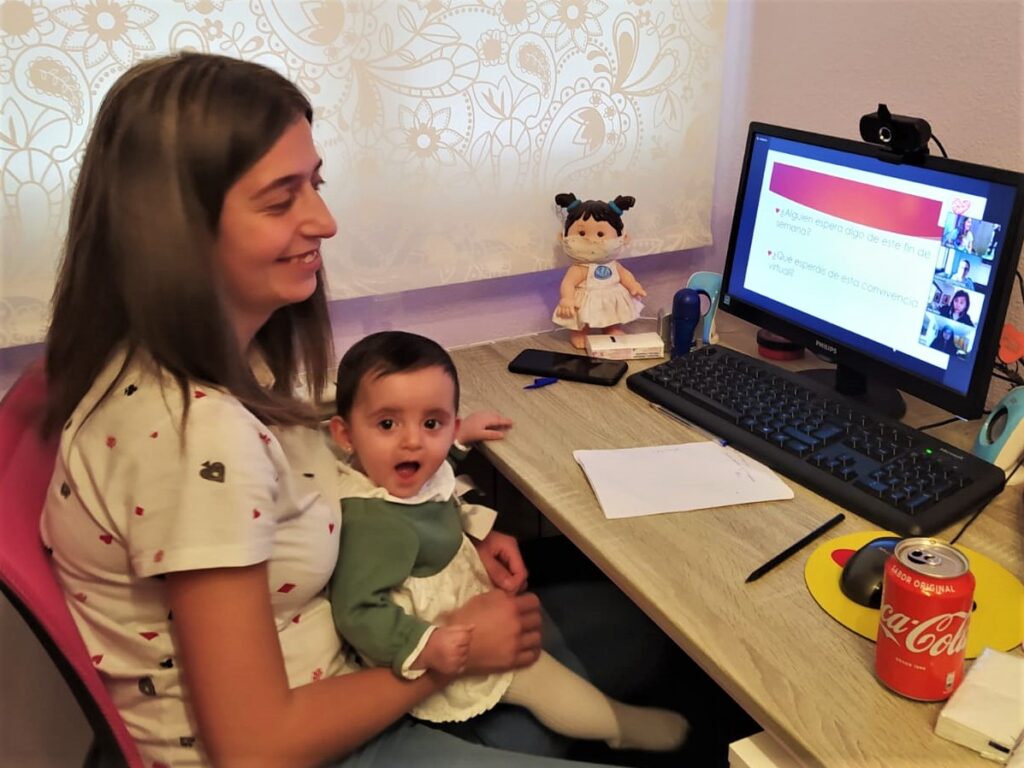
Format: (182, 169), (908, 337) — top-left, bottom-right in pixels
(278, 583), (296, 594)
(149, 431), (158, 439)
(91, 654), (103, 665)
(134, 506), (144, 516)
(253, 509), (261, 519)
(259, 432), (271, 445)
(99, 534), (113, 544)
(139, 631), (159, 641)
(154, 550), (164, 563)
(74, 592), (87, 602)
(329, 523), (335, 534)
(311, 668), (324, 682)
(194, 389), (206, 399)
(292, 614), (301, 624)
(106, 436), (116, 449)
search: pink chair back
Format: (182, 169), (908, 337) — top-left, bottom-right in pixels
(0, 361), (143, 767)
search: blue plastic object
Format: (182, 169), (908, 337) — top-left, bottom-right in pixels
(671, 288), (704, 357)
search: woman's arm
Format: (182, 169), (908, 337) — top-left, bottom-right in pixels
(168, 564), (443, 768)
(168, 564), (542, 767)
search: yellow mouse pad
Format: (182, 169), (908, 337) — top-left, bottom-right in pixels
(804, 530), (1024, 658)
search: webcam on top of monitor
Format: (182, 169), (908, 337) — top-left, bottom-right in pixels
(859, 103), (932, 160)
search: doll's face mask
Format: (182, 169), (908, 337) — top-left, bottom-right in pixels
(562, 234), (625, 264)
(561, 227), (622, 264)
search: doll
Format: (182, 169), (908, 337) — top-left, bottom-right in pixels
(551, 193), (647, 349)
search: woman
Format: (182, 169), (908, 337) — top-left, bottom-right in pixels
(955, 217), (975, 253)
(940, 289), (974, 326)
(39, 52), (648, 768)
(929, 325), (957, 354)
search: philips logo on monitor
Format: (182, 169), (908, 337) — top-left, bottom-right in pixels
(814, 340), (838, 355)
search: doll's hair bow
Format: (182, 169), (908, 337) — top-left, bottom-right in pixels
(607, 200), (622, 215)
(566, 199), (581, 211)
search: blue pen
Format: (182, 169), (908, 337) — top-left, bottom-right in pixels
(649, 402), (729, 446)
(524, 376), (559, 389)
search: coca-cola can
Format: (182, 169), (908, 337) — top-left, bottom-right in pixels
(875, 537), (974, 701)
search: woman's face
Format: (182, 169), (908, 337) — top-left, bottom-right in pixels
(214, 118), (337, 345)
(953, 295), (968, 313)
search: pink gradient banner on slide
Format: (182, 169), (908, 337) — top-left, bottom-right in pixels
(770, 163), (944, 239)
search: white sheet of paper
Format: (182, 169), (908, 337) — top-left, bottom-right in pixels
(573, 442), (794, 519)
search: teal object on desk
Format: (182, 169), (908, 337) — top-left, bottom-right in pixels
(686, 271), (722, 345)
(972, 386), (1024, 482)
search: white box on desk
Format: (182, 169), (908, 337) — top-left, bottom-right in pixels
(585, 332), (665, 360)
(935, 647), (1024, 763)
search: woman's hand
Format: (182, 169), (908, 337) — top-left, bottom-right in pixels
(441, 589), (542, 674)
(413, 625), (474, 675)
(473, 530), (528, 594)
(458, 410), (513, 444)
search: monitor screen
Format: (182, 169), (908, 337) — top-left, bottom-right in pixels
(720, 123), (1024, 419)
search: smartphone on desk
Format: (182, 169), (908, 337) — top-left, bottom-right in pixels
(508, 348), (627, 386)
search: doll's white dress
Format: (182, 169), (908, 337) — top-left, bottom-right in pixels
(552, 261), (643, 330)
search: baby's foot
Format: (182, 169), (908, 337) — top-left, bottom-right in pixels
(607, 702), (689, 752)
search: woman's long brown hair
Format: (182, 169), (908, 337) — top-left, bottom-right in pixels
(43, 53), (333, 436)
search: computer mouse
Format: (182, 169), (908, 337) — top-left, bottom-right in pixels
(839, 536), (901, 608)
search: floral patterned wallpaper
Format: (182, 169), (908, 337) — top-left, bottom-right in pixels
(0, 0), (725, 347)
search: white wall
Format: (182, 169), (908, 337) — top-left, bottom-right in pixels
(722, 0), (1023, 406)
(3, 1), (1022, 762)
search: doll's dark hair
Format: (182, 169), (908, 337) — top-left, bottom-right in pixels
(336, 331), (460, 418)
(555, 193), (636, 236)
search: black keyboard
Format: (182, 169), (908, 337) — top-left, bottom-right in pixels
(627, 346), (1006, 535)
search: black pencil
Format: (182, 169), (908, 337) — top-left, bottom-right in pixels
(745, 513), (846, 583)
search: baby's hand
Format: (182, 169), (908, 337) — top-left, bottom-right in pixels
(555, 300), (577, 319)
(459, 410), (513, 443)
(418, 625), (474, 675)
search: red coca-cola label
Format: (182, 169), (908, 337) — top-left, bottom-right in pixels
(875, 548), (974, 701)
(877, 604), (970, 656)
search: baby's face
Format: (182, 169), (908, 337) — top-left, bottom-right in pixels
(331, 365), (459, 498)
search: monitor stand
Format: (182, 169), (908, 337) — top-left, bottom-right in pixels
(800, 363), (906, 420)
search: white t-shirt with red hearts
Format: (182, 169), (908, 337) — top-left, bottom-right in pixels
(40, 348), (356, 767)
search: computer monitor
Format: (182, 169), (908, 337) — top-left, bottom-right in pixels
(719, 122), (1024, 420)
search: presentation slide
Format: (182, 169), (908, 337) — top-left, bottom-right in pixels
(743, 150), (990, 369)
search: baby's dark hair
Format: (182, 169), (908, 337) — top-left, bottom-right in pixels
(335, 331), (460, 418)
(555, 193), (636, 236)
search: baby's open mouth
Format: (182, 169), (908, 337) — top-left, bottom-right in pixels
(394, 461), (420, 479)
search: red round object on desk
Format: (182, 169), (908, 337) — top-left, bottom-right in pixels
(755, 329), (804, 360)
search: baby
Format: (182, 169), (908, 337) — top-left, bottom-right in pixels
(328, 330), (687, 751)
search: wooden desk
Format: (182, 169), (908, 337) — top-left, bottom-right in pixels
(451, 315), (1023, 768)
